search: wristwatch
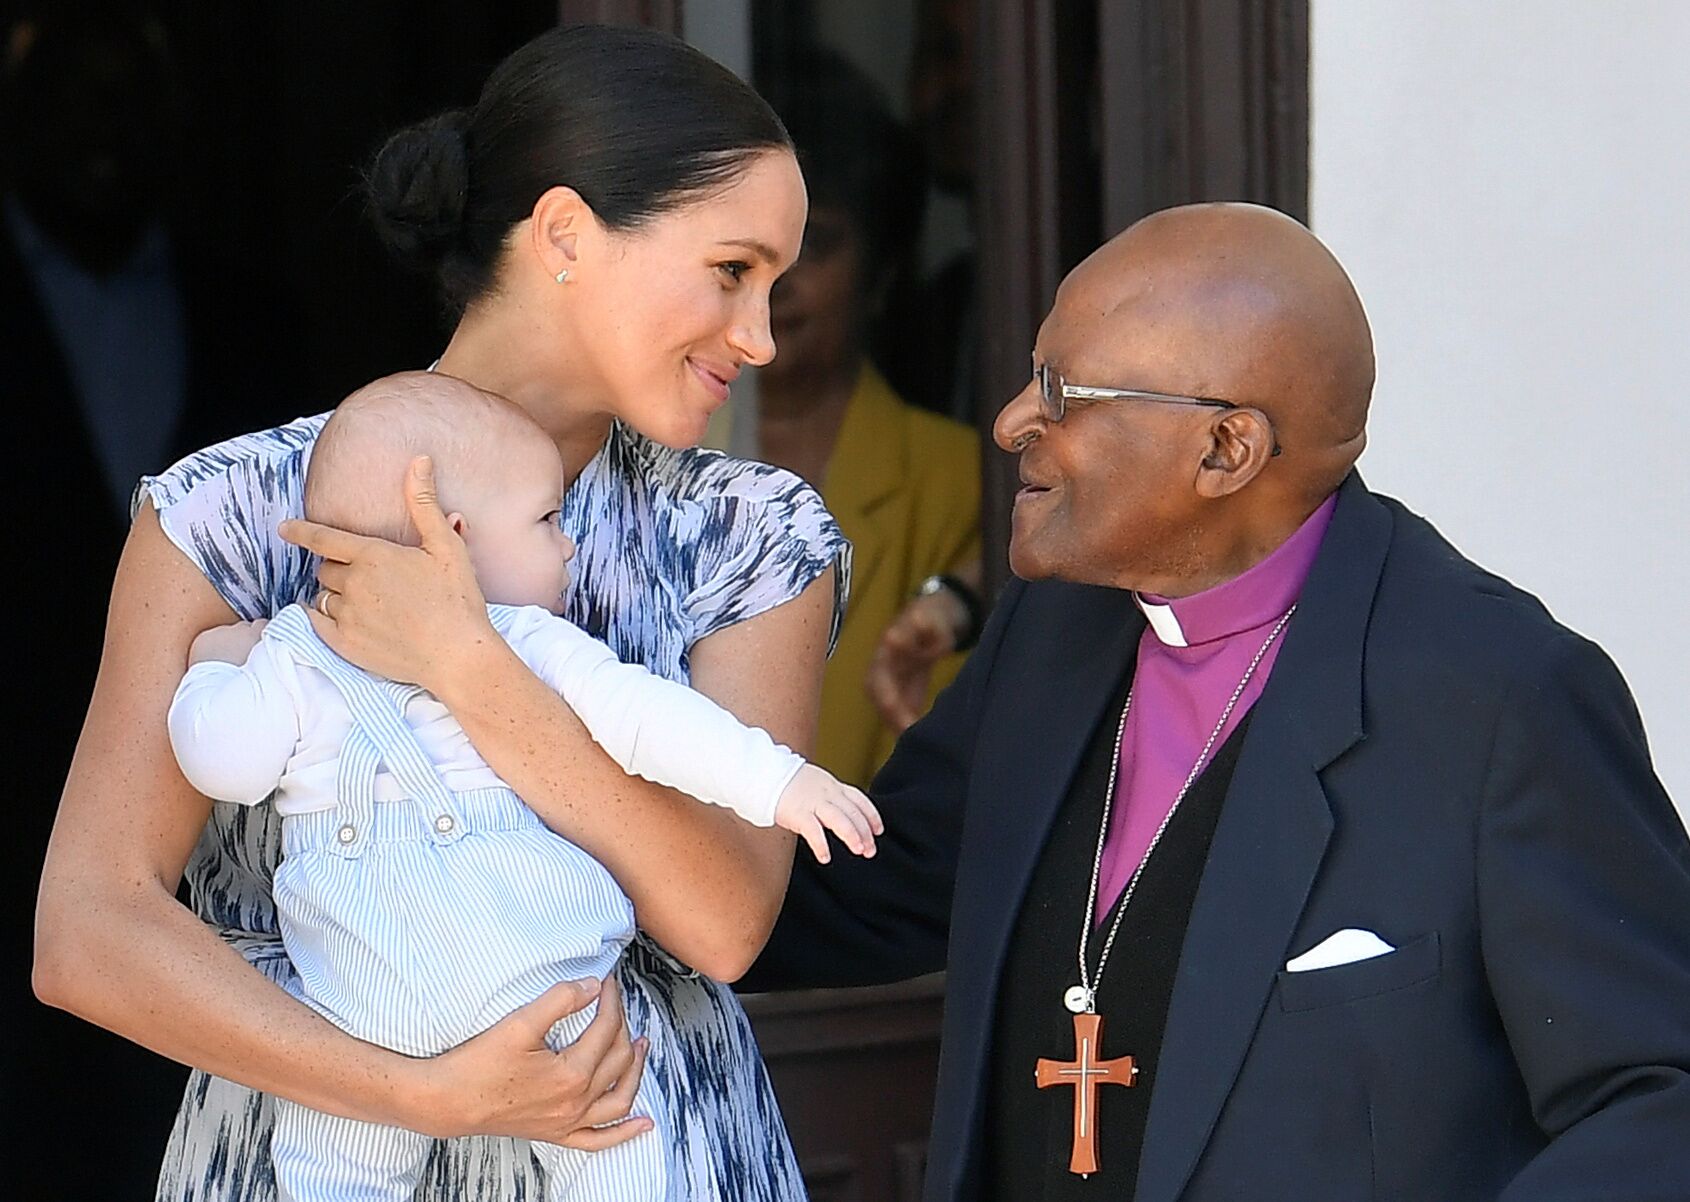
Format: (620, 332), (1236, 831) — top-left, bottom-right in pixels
(916, 574), (984, 652)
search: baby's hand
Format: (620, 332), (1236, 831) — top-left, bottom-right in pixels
(774, 764), (885, 864)
(188, 619), (269, 667)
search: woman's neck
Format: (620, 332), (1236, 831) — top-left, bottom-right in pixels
(757, 358), (860, 487)
(435, 307), (613, 483)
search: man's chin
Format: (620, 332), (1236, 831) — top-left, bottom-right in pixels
(1006, 537), (1054, 582)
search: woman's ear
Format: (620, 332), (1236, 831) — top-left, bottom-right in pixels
(527, 186), (593, 281)
(1195, 408), (1276, 498)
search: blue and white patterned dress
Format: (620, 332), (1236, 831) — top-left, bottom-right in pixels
(139, 413), (849, 1202)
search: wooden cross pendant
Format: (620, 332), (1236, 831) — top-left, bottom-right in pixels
(1034, 1011), (1139, 1176)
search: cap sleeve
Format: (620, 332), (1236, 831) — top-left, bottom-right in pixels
(132, 415), (328, 621)
(678, 463), (852, 652)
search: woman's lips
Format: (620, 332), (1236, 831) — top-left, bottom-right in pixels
(687, 357), (733, 404)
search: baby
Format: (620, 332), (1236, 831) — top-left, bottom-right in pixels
(167, 372), (881, 1202)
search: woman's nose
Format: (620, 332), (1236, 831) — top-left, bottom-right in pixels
(729, 299), (777, 367)
(993, 379), (1044, 452)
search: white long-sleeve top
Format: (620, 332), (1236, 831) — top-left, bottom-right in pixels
(168, 603), (803, 825)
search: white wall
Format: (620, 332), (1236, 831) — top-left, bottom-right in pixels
(1310, 1), (1690, 818)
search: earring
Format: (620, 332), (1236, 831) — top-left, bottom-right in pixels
(555, 269), (570, 284)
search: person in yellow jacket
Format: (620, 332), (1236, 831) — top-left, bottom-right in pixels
(749, 51), (982, 786)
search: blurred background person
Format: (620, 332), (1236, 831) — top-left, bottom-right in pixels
(875, 0), (978, 424)
(756, 48), (981, 787)
(1, 6), (297, 1192)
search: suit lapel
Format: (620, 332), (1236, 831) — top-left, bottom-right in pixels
(1133, 475), (1394, 1202)
(940, 582), (1145, 1155)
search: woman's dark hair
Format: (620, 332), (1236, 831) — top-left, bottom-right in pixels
(366, 24), (792, 316)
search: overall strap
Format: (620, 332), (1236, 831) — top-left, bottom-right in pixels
(266, 607), (466, 846)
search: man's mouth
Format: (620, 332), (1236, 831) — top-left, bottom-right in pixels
(1016, 468), (1056, 501)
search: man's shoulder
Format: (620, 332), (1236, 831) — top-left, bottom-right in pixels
(1368, 491), (1595, 692)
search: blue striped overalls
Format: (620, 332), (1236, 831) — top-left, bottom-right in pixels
(263, 607), (679, 1201)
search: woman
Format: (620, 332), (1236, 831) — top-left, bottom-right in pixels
(755, 50), (980, 787)
(34, 26), (843, 1201)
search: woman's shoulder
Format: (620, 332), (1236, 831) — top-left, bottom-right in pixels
(136, 411), (330, 515)
(620, 425), (821, 512)
(134, 412), (330, 620)
(610, 425), (850, 646)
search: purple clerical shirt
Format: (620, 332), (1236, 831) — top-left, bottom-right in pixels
(1094, 493), (1338, 923)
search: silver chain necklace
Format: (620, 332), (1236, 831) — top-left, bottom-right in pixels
(1063, 603), (1298, 1016)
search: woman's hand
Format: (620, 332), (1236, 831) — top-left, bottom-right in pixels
(279, 456), (496, 692)
(412, 975), (652, 1149)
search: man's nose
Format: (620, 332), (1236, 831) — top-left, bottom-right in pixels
(993, 380), (1044, 452)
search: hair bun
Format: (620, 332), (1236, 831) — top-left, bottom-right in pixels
(365, 110), (471, 272)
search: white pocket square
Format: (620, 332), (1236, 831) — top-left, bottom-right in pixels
(1285, 928), (1396, 973)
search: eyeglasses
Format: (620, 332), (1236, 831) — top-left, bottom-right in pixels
(1034, 360), (1281, 455)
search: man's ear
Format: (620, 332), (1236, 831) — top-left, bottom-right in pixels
(1195, 408), (1275, 498)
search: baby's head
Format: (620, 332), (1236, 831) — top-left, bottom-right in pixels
(305, 372), (574, 613)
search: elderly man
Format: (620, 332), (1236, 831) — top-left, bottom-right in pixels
(745, 203), (1690, 1201)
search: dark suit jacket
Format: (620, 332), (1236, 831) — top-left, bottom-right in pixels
(747, 473), (1690, 1201)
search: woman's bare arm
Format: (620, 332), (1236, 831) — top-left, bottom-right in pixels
(287, 456), (832, 979)
(33, 504), (648, 1148)
(434, 571), (832, 980)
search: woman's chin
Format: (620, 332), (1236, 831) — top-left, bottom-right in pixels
(660, 404), (715, 449)
(619, 400), (711, 450)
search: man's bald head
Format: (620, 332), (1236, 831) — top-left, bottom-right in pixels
(1061, 202), (1373, 495)
(305, 371), (550, 543)
(996, 203), (1377, 594)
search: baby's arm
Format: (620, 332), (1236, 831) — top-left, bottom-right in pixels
(167, 623), (300, 804)
(506, 609), (880, 860)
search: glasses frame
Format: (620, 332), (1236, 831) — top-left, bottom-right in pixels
(1034, 361), (1282, 455)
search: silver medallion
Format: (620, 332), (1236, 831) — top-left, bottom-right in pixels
(1063, 984), (1092, 1014)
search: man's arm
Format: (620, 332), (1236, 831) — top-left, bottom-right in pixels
(1479, 631), (1690, 1201)
(741, 577), (1029, 992)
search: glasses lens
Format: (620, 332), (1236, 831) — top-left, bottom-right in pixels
(1038, 364), (1062, 421)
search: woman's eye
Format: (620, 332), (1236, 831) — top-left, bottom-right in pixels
(717, 260), (750, 285)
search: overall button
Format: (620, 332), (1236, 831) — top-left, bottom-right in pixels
(434, 815), (455, 834)
(337, 824), (356, 844)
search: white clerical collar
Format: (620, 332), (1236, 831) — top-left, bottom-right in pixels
(1134, 595), (1189, 647)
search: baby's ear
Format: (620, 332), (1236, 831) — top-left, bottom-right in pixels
(446, 512), (468, 538)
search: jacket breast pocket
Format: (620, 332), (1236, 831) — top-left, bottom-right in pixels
(1276, 931), (1441, 1013)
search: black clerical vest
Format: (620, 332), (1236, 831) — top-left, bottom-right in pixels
(984, 664), (1252, 1201)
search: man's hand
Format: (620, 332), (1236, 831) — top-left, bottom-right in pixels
(774, 764), (884, 864)
(865, 588), (970, 733)
(187, 618), (269, 667)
